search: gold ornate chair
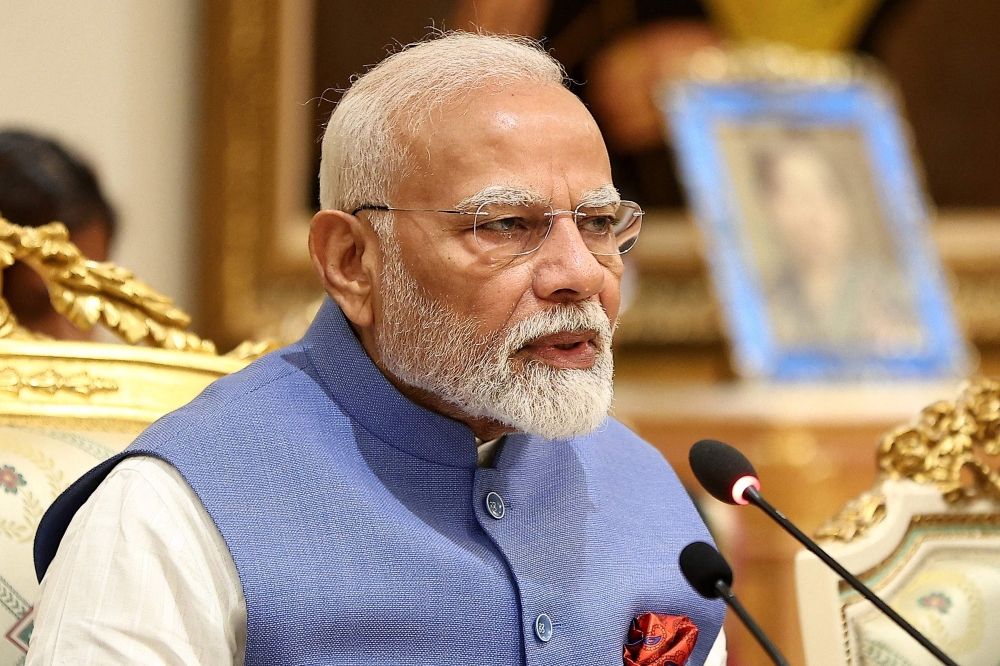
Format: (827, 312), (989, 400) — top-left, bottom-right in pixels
(0, 219), (272, 664)
(795, 378), (1000, 666)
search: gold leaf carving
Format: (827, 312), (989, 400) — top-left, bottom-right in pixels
(815, 490), (887, 542)
(0, 218), (215, 353)
(0, 368), (118, 397)
(878, 377), (1000, 504)
(0, 217), (275, 358)
(226, 339), (281, 361)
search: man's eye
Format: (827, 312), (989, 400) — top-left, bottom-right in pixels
(580, 215), (615, 234)
(479, 217), (523, 234)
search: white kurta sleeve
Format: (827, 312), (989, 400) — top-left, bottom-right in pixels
(25, 456), (247, 666)
(704, 628), (728, 666)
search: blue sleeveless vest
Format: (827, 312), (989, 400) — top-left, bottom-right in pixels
(36, 299), (725, 665)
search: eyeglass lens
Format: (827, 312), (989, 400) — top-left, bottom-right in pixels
(472, 201), (642, 257)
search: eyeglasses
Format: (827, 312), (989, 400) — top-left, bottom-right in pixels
(351, 200), (643, 258)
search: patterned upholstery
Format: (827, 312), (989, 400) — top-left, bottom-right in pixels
(1, 426), (136, 663)
(796, 379), (1000, 666)
(849, 535), (1000, 664)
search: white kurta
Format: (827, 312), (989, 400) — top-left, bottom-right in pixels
(27, 456), (727, 665)
(27, 457), (246, 665)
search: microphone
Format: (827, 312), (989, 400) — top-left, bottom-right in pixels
(688, 437), (761, 505)
(679, 541), (790, 666)
(689, 439), (960, 666)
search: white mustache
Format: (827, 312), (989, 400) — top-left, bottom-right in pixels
(501, 301), (613, 358)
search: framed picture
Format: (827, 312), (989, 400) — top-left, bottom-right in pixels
(199, 0), (326, 351)
(664, 48), (970, 380)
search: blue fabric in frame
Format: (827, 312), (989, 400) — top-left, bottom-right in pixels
(665, 80), (969, 380)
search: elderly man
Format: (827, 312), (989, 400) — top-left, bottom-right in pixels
(28, 33), (726, 665)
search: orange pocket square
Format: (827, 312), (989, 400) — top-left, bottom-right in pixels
(623, 613), (699, 666)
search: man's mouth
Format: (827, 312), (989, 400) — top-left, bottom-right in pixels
(517, 330), (599, 369)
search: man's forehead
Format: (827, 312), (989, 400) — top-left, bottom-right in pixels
(454, 184), (620, 210)
(398, 83), (613, 208)
(411, 82), (604, 156)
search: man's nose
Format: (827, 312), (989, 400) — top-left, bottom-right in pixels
(531, 215), (606, 303)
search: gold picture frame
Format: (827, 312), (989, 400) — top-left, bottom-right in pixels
(200, 0), (324, 351)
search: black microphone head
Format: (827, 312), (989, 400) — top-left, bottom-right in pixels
(689, 439), (760, 505)
(679, 541), (733, 599)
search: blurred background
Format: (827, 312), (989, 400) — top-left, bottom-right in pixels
(2, 1), (999, 664)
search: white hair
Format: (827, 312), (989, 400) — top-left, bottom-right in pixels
(376, 239), (615, 440)
(318, 31), (568, 235)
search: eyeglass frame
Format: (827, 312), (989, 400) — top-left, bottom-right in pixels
(350, 199), (644, 257)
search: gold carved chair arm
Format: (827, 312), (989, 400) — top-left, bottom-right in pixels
(0, 217), (275, 358)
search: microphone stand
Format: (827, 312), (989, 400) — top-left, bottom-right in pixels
(743, 486), (959, 666)
(713, 578), (790, 666)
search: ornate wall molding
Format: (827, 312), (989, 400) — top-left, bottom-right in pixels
(200, 0), (323, 351)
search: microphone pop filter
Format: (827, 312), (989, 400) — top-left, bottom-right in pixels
(679, 541), (733, 599)
(689, 439), (760, 505)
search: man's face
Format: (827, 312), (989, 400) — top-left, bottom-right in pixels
(370, 83), (623, 439)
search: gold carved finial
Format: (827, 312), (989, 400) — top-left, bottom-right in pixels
(0, 217), (277, 358)
(816, 378), (1000, 542)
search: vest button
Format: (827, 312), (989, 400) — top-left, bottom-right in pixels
(484, 491), (505, 519)
(535, 613), (553, 642)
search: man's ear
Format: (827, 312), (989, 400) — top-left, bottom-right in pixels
(309, 209), (379, 327)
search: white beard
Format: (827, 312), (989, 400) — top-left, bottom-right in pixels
(375, 244), (615, 440)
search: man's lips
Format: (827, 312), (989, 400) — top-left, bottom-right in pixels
(517, 331), (598, 369)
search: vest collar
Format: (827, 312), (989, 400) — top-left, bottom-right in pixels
(301, 298), (479, 468)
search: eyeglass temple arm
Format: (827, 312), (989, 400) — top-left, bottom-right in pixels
(350, 204), (389, 215)
(350, 204), (478, 216)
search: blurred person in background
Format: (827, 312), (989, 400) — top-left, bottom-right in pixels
(0, 130), (116, 340)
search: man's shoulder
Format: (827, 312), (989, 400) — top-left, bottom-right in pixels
(566, 418), (708, 547)
(132, 342), (341, 447)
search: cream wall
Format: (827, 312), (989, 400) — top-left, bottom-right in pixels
(0, 0), (201, 311)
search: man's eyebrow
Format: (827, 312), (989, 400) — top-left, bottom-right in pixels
(576, 184), (621, 208)
(454, 185), (547, 211)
